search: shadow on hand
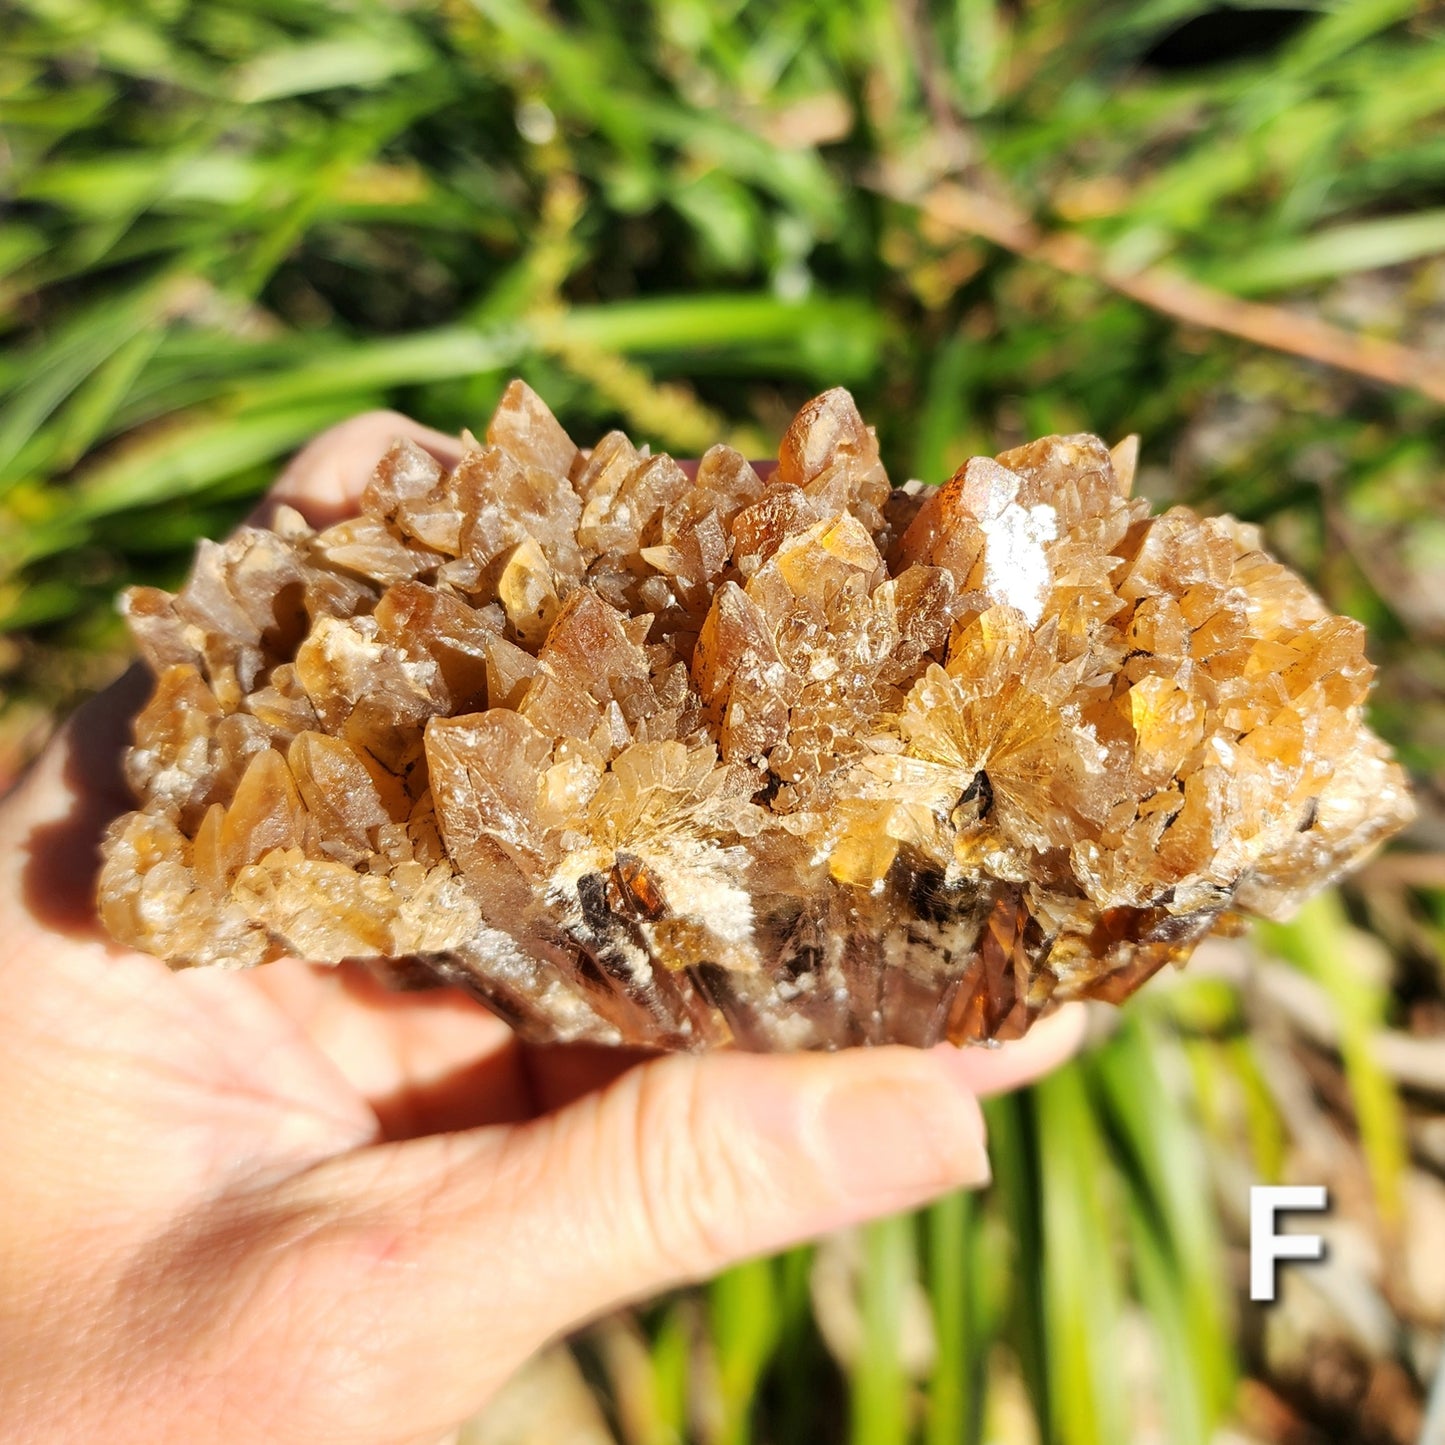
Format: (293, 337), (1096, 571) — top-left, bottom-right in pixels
(20, 663), (151, 940)
(337, 957), (659, 1135)
(365, 1039), (657, 1139)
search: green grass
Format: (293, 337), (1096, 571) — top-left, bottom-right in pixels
(4, 0), (1443, 1439)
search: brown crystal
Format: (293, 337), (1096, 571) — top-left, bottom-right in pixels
(98, 383), (1414, 1049)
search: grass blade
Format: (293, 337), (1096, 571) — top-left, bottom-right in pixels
(1205, 210), (1445, 294)
(1035, 1063), (1128, 1445)
(0, 284), (165, 488)
(232, 31), (433, 104)
(924, 1189), (980, 1445)
(708, 1258), (777, 1445)
(850, 1213), (915, 1445)
(1091, 1018), (1236, 1438)
(1259, 893), (1409, 1223)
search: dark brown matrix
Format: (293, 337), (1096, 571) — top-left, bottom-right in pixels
(100, 384), (1413, 1050)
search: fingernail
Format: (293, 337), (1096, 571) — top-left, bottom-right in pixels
(811, 1055), (991, 1207)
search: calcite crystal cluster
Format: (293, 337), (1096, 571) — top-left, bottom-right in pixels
(100, 385), (1413, 1050)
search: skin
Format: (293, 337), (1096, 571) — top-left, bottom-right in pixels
(0, 413), (1086, 1445)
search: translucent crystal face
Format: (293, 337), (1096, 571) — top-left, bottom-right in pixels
(99, 384), (1413, 1050)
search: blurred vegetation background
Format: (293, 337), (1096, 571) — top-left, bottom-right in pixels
(3, 0), (1444, 1441)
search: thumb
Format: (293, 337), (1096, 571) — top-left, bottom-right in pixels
(265, 1045), (995, 1441)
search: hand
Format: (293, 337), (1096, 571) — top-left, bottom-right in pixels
(0, 412), (1085, 1445)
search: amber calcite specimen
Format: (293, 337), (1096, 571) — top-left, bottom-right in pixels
(99, 385), (1414, 1050)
